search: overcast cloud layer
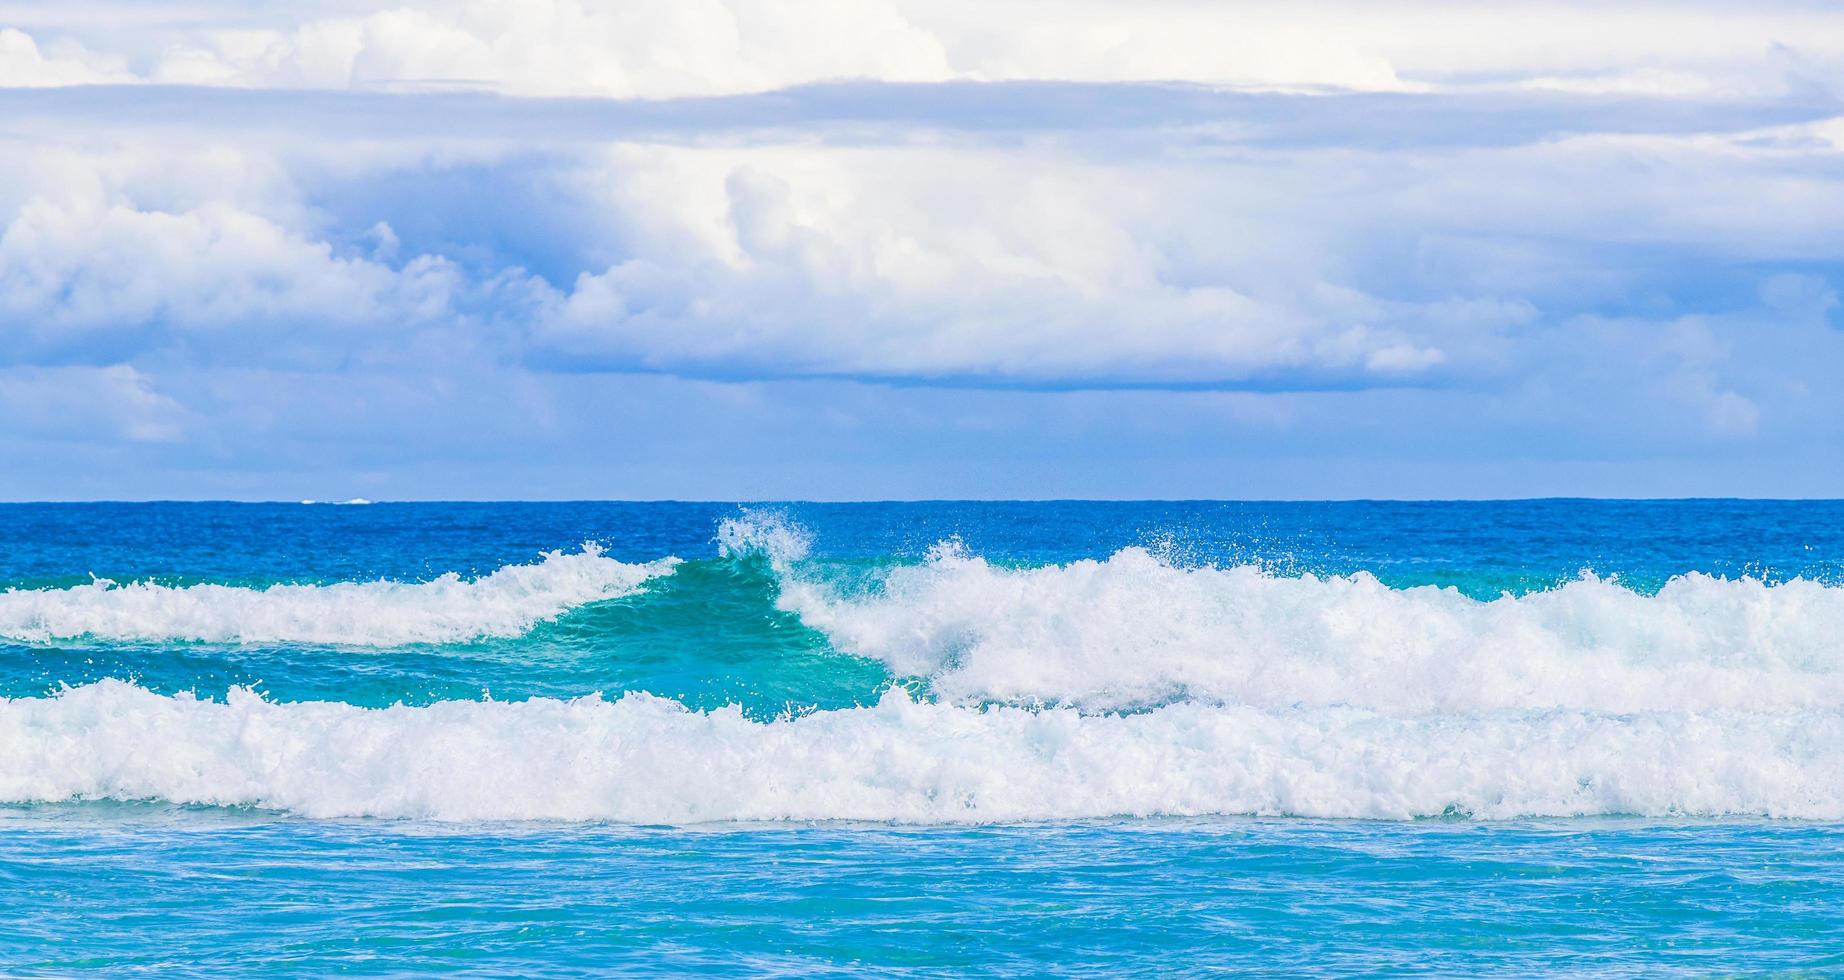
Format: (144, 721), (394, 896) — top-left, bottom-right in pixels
(1, 1), (1842, 499)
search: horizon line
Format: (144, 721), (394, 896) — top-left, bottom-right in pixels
(2, 496), (1841, 505)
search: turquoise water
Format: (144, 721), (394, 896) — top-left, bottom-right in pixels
(3, 501), (1844, 973)
(6, 810), (1842, 975)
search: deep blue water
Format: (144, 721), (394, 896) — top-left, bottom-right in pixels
(10, 499), (1841, 587)
(2, 500), (1843, 974)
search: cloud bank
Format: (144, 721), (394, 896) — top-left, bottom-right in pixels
(0, 1), (1840, 497)
(10, 1), (1844, 98)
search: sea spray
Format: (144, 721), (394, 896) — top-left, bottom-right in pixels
(774, 540), (1844, 714)
(716, 508), (813, 567)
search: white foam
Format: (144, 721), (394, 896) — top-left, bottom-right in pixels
(716, 509), (812, 567)
(3, 680), (1841, 822)
(777, 544), (1844, 714)
(0, 545), (676, 646)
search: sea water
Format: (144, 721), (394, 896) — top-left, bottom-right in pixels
(2, 500), (1842, 974)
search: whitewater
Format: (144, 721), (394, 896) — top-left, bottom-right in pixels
(2, 505), (1842, 823)
(0, 544), (675, 646)
(5, 679), (1840, 822)
(777, 541), (1844, 714)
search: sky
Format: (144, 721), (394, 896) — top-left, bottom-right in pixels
(1, 1), (1842, 500)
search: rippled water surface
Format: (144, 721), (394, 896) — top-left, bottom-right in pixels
(5, 810), (1843, 976)
(3, 500), (1843, 973)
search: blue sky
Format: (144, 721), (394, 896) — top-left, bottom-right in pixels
(1, 1), (1842, 499)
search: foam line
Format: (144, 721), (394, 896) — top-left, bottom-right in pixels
(4, 681), (1840, 822)
(0, 545), (676, 646)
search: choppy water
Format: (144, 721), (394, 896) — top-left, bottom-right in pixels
(4, 500), (1843, 973)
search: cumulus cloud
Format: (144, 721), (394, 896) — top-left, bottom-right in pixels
(0, 192), (468, 366)
(0, 27), (129, 87)
(3, 92), (1841, 393)
(525, 143), (1464, 385)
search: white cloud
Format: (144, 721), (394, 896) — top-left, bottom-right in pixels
(6, 1), (1844, 98)
(517, 116), (1844, 384)
(0, 1), (1841, 495)
(143, 0), (958, 96)
(0, 192), (463, 357)
(2, 97), (1841, 392)
(0, 134), (1478, 385)
(0, 27), (130, 87)
(528, 142), (1464, 385)
(0, 143), (484, 367)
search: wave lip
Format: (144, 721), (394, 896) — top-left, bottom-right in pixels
(715, 509), (812, 567)
(5, 681), (1843, 823)
(0, 545), (676, 647)
(777, 544), (1844, 715)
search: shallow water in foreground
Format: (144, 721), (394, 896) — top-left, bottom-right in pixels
(3, 500), (1843, 973)
(6, 808), (1842, 976)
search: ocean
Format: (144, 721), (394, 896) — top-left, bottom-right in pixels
(2, 500), (1842, 974)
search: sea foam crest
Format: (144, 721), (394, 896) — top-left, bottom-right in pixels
(776, 544), (1844, 714)
(0, 545), (676, 646)
(715, 509), (812, 567)
(5, 680), (1843, 823)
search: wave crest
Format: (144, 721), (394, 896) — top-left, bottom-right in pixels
(0, 545), (677, 646)
(4, 680), (1840, 823)
(715, 509), (812, 567)
(777, 544), (1844, 714)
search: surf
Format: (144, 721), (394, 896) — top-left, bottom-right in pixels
(5, 679), (1842, 823)
(756, 527), (1844, 715)
(0, 544), (677, 646)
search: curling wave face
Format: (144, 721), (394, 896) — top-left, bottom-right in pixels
(0, 545), (676, 646)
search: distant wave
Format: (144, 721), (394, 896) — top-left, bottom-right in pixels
(771, 536), (1844, 715)
(4, 680), (1841, 822)
(0, 545), (676, 646)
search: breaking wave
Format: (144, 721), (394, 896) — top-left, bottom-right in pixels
(7, 513), (1844, 824)
(3, 680), (1841, 822)
(775, 542), (1844, 714)
(0, 545), (676, 646)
